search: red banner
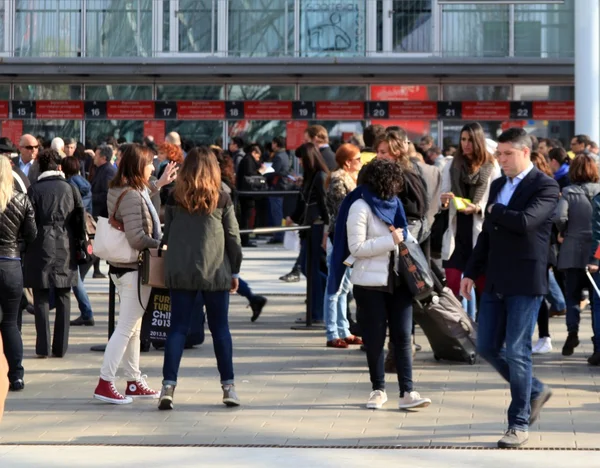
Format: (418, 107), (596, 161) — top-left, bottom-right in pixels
(1, 120), (23, 146)
(144, 121), (165, 144)
(316, 101), (365, 120)
(370, 85), (432, 137)
(177, 101), (225, 120)
(388, 101), (438, 120)
(462, 101), (510, 120)
(107, 101), (155, 120)
(286, 121), (308, 150)
(244, 101), (292, 120)
(36, 101), (84, 119)
(0, 101), (9, 119)
(533, 101), (575, 120)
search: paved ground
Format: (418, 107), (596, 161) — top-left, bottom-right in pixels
(2, 244), (600, 465)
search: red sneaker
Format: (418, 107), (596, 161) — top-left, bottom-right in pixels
(94, 378), (133, 405)
(125, 375), (159, 399)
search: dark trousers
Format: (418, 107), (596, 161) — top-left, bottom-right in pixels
(163, 289), (234, 385)
(268, 196), (284, 242)
(564, 268), (592, 334)
(239, 200), (254, 246)
(354, 285), (414, 396)
(0, 260), (25, 382)
(33, 287), (71, 357)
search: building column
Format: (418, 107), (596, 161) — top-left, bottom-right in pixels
(575, 0), (600, 143)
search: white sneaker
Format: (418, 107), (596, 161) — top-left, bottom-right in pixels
(533, 337), (552, 355)
(366, 390), (388, 409)
(398, 391), (431, 410)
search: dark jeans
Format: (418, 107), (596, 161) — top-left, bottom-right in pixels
(589, 272), (600, 352)
(564, 268), (592, 334)
(33, 287), (71, 357)
(163, 289), (234, 385)
(478, 292), (545, 431)
(237, 278), (254, 302)
(0, 259), (25, 381)
(299, 236), (325, 322)
(354, 285), (414, 396)
(268, 197), (284, 242)
(239, 200), (254, 246)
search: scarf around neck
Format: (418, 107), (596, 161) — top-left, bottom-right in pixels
(450, 158), (494, 205)
(554, 163), (569, 181)
(140, 188), (161, 240)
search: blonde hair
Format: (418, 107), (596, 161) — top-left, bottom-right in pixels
(0, 157), (14, 212)
(174, 146), (221, 214)
(306, 125), (329, 145)
(374, 132), (411, 169)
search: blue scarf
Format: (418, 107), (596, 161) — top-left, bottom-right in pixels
(327, 185), (408, 294)
(554, 163), (569, 181)
(141, 188), (161, 240)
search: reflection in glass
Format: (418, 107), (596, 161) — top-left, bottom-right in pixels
(14, 84), (82, 100)
(299, 86), (367, 101)
(156, 85), (224, 100)
(442, 4), (509, 57)
(513, 85), (574, 101)
(166, 121), (223, 147)
(0, 85), (10, 100)
(86, 121), (144, 145)
(86, 0), (152, 57)
(22, 120), (80, 141)
(0, 3), (5, 53)
(14, 0), (81, 57)
(229, 0), (293, 57)
(442, 85), (509, 102)
(176, 0), (215, 53)
(300, 0), (365, 57)
(227, 85), (294, 101)
(228, 120), (287, 146)
(85, 85), (153, 100)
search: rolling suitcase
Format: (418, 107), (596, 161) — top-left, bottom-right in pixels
(413, 266), (478, 365)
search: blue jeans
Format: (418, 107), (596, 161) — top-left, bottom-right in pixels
(324, 239), (351, 341)
(588, 272), (600, 352)
(73, 273), (93, 320)
(564, 268), (589, 334)
(236, 278), (253, 301)
(547, 268), (566, 312)
(163, 289), (234, 386)
(478, 293), (545, 431)
(268, 197), (284, 242)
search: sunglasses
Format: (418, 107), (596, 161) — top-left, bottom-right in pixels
(22, 145), (39, 150)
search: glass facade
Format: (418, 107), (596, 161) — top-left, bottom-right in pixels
(0, 0), (575, 58)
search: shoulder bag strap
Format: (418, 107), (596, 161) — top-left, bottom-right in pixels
(109, 188), (135, 231)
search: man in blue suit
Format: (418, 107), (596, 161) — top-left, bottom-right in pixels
(461, 128), (559, 449)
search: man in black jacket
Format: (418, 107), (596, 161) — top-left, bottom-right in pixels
(461, 128), (559, 449)
(267, 137), (290, 244)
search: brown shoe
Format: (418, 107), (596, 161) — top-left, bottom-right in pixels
(549, 308), (566, 318)
(327, 338), (349, 349)
(344, 335), (363, 345)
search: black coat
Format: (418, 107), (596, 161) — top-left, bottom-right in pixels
(24, 174), (86, 289)
(464, 167), (560, 296)
(91, 162), (117, 218)
(236, 154), (262, 192)
(0, 191), (37, 258)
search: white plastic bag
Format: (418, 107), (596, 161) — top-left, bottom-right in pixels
(283, 230), (301, 253)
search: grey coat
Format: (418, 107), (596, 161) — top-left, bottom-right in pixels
(554, 182), (600, 270)
(163, 191), (242, 291)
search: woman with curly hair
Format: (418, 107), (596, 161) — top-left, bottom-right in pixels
(156, 142), (184, 205)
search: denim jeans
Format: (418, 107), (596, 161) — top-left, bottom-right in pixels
(73, 273), (93, 320)
(547, 268), (566, 312)
(299, 235), (326, 322)
(564, 268), (590, 334)
(268, 197), (284, 242)
(236, 278), (254, 302)
(324, 239), (351, 341)
(588, 272), (600, 352)
(0, 259), (25, 381)
(477, 292), (545, 431)
(354, 285), (414, 396)
(163, 289), (234, 386)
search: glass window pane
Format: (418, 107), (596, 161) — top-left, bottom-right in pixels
(513, 85), (574, 101)
(22, 120), (80, 141)
(85, 85), (152, 100)
(442, 85), (510, 101)
(86, 0), (152, 57)
(177, 0), (215, 53)
(300, 0), (366, 57)
(14, 0), (81, 57)
(391, 0), (432, 53)
(86, 121), (143, 145)
(0, 85), (10, 100)
(0, 3), (5, 53)
(300, 86), (367, 101)
(514, 0), (575, 58)
(442, 4), (509, 57)
(14, 84), (82, 100)
(442, 122), (504, 148)
(227, 85), (294, 101)
(156, 85), (224, 100)
(166, 121), (223, 146)
(228, 120), (287, 146)
(229, 0), (293, 57)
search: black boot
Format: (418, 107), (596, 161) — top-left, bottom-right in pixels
(588, 352), (600, 366)
(250, 296), (267, 322)
(562, 332), (580, 356)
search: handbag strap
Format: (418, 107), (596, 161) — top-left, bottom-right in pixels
(109, 188), (135, 232)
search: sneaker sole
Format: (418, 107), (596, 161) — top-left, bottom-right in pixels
(158, 397), (174, 410)
(127, 394), (160, 399)
(366, 397), (388, 409)
(498, 438), (529, 449)
(223, 399), (241, 407)
(530, 388), (553, 425)
(399, 400), (431, 410)
(93, 394), (133, 405)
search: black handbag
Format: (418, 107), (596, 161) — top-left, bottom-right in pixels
(244, 175), (269, 191)
(397, 238), (434, 301)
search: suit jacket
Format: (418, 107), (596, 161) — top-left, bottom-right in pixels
(11, 155), (39, 184)
(464, 167), (559, 296)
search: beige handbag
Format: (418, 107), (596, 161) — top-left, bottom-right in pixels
(139, 247), (166, 289)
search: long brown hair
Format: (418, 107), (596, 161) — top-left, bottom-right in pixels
(530, 151), (552, 177)
(109, 143), (152, 190)
(174, 146), (221, 214)
(456, 122), (492, 171)
(374, 131), (411, 169)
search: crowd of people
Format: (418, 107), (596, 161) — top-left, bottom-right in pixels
(1, 123), (600, 449)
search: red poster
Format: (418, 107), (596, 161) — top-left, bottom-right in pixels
(388, 101), (438, 120)
(501, 121), (526, 132)
(244, 101), (292, 120)
(1, 120), (23, 146)
(462, 101), (510, 120)
(370, 86), (432, 137)
(177, 101), (225, 120)
(36, 101), (84, 119)
(533, 101), (575, 120)
(107, 101), (155, 120)
(286, 121), (308, 150)
(0, 101), (9, 119)
(316, 101), (365, 120)
(143, 121), (165, 144)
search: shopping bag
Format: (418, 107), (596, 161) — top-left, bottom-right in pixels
(283, 230), (301, 252)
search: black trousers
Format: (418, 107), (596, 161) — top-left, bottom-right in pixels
(33, 287), (71, 357)
(239, 200), (254, 246)
(0, 260), (25, 382)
